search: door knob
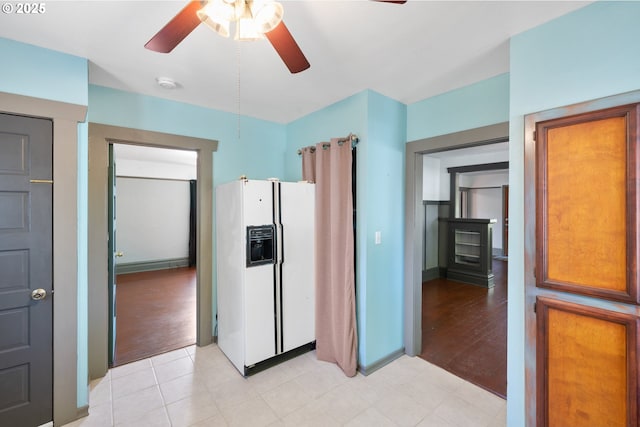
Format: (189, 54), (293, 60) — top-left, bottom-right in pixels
(31, 289), (47, 301)
(115, 251), (124, 258)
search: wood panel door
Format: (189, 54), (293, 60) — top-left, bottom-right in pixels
(525, 97), (640, 427)
(0, 113), (53, 426)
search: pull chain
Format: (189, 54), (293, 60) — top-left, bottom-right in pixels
(237, 41), (241, 140)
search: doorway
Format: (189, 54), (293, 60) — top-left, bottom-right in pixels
(403, 122), (509, 392)
(110, 143), (198, 366)
(419, 143), (509, 397)
(87, 123), (217, 380)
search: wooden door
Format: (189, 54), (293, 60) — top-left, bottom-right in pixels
(0, 113), (53, 426)
(525, 99), (640, 426)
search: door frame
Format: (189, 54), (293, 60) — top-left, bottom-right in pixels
(88, 123), (217, 379)
(502, 185), (509, 257)
(403, 122), (509, 356)
(0, 91), (87, 425)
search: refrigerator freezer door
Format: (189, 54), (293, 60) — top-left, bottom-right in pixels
(215, 181), (245, 373)
(244, 264), (277, 365)
(279, 182), (315, 352)
(243, 180), (274, 227)
(243, 180), (277, 366)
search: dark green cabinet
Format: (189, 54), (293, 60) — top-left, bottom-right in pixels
(447, 218), (496, 287)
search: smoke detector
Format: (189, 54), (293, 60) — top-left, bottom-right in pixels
(156, 77), (178, 90)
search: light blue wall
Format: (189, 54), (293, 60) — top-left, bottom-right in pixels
(88, 85), (286, 185)
(0, 37), (90, 409)
(0, 37), (88, 105)
(284, 92), (368, 181)
(285, 90), (406, 369)
(361, 91), (406, 366)
(407, 73), (509, 141)
(508, 2), (640, 425)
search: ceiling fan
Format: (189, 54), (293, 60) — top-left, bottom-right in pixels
(145, 0), (406, 74)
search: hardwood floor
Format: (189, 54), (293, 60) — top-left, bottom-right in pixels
(114, 267), (196, 367)
(420, 259), (507, 398)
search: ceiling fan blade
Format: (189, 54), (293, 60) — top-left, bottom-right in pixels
(145, 0), (203, 53)
(264, 21), (310, 74)
(373, 0), (407, 3)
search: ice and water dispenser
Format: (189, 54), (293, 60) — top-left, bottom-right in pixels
(246, 225), (276, 267)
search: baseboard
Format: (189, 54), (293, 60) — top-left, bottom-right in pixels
(422, 267), (441, 281)
(115, 257), (189, 274)
(76, 404), (89, 419)
(53, 404), (89, 427)
(357, 347), (405, 376)
(447, 269), (495, 288)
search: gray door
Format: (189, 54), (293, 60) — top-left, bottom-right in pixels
(0, 113), (53, 426)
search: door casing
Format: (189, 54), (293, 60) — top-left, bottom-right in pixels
(502, 185), (508, 257)
(0, 91), (87, 426)
(87, 123), (217, 379)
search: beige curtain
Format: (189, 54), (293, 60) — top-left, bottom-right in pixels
(301, 146), (316, 182)
(313, 138), (358, 377)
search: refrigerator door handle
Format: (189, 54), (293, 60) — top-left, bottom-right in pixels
(277, 223), (284, 264)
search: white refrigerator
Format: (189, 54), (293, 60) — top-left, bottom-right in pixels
(215, 179), (315, 375)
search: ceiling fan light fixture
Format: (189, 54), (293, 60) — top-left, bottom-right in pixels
(250, 0), (284, 34)
(197, 0), (234, 38)
(235, 18), (263, 41)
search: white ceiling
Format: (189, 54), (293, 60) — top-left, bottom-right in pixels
(0, 0), (590, 124)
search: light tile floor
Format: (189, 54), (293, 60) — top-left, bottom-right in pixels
(63, 344), (506, 427)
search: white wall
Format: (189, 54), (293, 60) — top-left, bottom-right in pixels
(423, 153), (508, 251)
(464, 170), (508, 250)
(463, 170), (508, 188)
(423, 149), (509, 200)
(469, 188), (503, 250)
(422, 156), (441, 200)
(115, 177), (191, 264)
(113, 144), (196, 265)
(438, 151), (509, 199)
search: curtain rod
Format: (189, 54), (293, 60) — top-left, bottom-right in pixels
(297, 134), (359, 155)
(116, 175), (194, 183)
(459, 186), (503, 190)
